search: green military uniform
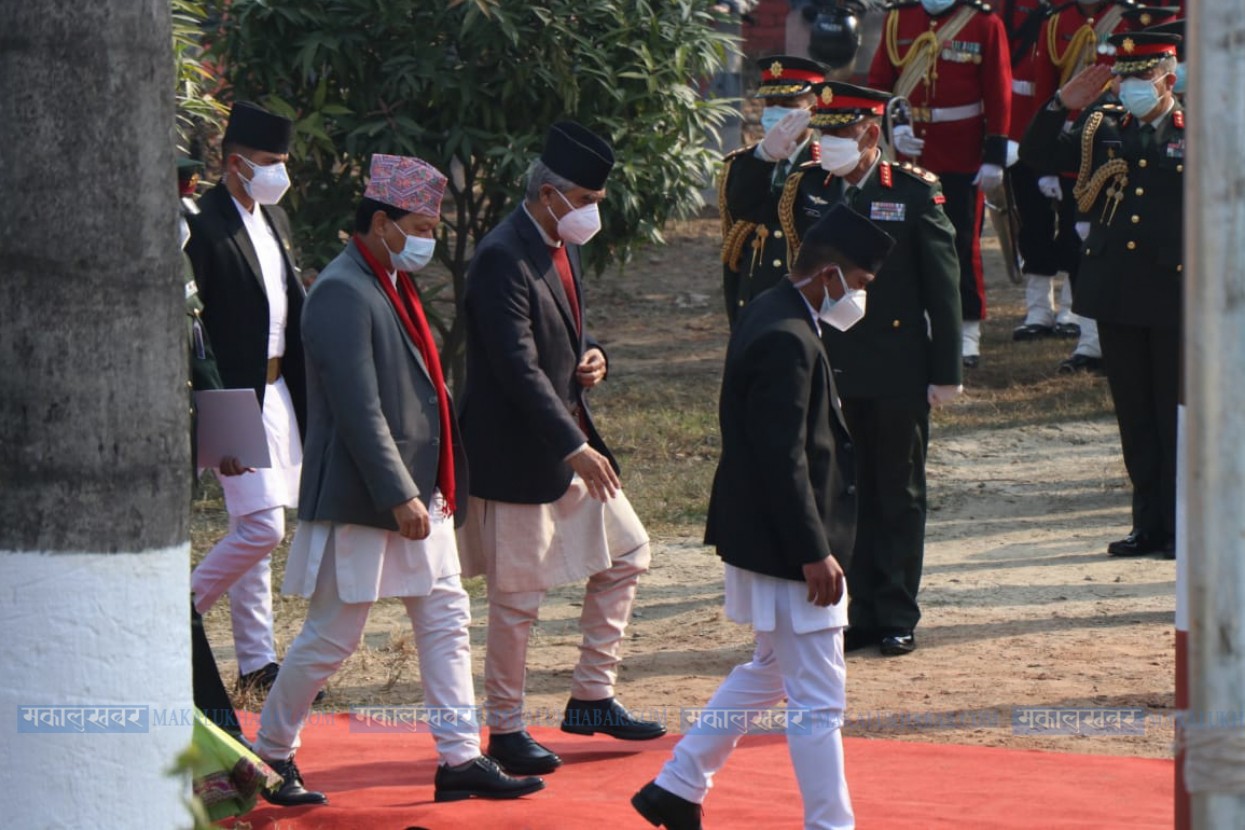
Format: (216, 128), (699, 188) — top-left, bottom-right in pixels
(779, 81), (962, 643)
(720, 55), (826, 325)
(1020, 31), (1182, 553)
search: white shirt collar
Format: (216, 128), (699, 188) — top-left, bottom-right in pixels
(846, 150), (883, 189)
(1144, 100), (1177, 131)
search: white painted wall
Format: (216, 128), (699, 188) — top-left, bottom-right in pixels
(0, 547), (192, 829)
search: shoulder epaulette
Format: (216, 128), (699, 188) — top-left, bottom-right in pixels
(1173, 110), (1184, 130)
(883, 0), (920, 10)
(1046, 0), (1079, 17)
(971, 0), (994, 13)
(723, 143), (757, 162)
(797, 159), (822, 171)
(896, 160), (940, 185)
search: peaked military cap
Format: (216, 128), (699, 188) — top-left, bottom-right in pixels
(1143, 18), (1186, 61)
(755, 55), (826, 99)
(809, 82), (891, 129)
(804, 203), (896, 274)
(222, 101), (293, 154)
(541, 121), (615, 191)
(1109, 30), (1181, 76)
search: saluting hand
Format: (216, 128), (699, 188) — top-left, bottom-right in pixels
(1057, 64), (1115, 112)
(577, 348), (607, 389)
(569, 446), (621, 502)
(392, 496), (431, 541)
(803, 557), (845, 607)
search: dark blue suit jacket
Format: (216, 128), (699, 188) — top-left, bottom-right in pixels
(459, 207), (616, 504)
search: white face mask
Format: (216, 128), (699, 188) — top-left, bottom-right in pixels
(819, 266), (868, 331)
(237, 155), (290, 205)
(819, 134), (864, 176)
(386, 221), (436, 272)
(549, 189), (602, 246)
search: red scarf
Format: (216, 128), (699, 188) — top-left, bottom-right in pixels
(353, 234), (455, 516)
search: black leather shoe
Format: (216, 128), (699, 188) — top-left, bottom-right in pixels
(237, 662), (325, 703)
(1107, 530), (1172, 557)
(880, 630), (917, 656)
(1058, 353), (1104, 375)
(844, 627), (879, 653)
(488, 729), (563, 775)
(561, 697), (667, 740)
(1013, 323), (1054, 341)
(261, 756), (328, 807)
(434, 755), (545, 802)
(632, 780), (703, 830)
(1053, 322), (1081, 338)
(962, 355), (980, 369)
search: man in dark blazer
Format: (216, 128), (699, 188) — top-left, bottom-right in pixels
(1021, 32), (1183, 558)
(253, 155), (543, 806)
(186, 102), (308, 694)
(457, 122), (663, 777)
(633, 204), (894, 830)
(779, 82), (964, 656)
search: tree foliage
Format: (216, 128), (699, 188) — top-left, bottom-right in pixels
(209, 0), (735, 382)
(173, 0), (227, 152)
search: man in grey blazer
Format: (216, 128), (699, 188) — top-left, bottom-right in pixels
(251, 154), (542, 806)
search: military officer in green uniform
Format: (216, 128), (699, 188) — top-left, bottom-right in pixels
(778, 82), (963, 655)
(1021, 32), (1183, 559)
(719, 55), (825, 325)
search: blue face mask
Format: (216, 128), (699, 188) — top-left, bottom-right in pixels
(387, 222), (436, 272)
(1173, 63), (1187, 95)
(1118, 77), (1161, 118)
(760, 106), (790, 134)
(921, 0), (957, 15)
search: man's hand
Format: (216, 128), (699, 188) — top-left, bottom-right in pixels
(1057, 63), (1115, 112)
(392, 497), (431, 540)
(1037, 175), (1063, 200)
(759, 107), (812, 162)
(568, 446), (621, 501)
(891, 124), (925, 158)
(803, 557), (845, 607)
(974, 163), (1005, 193)
(577, 348), (607, 389)
(927, 384), (963, 408)
(218, 456), (253, 477)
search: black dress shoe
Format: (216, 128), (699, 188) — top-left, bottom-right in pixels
(962, 355), (980, 369)
(1013, 323), (1054, 341)
(879, 630), (917, 656)
(561, 697), (667, 740)
(261, 756), (328, 807)
(1058, 353), (1104, 375)
(487, 729), (563, 775)
(1053, 322), (1081, 338)
(632, 780), (703, 830)
(237, 662), (325, 703)
(434, 755), (545, 802)
(1107, 530), (1172, 557)
(843, 627), (879, 653)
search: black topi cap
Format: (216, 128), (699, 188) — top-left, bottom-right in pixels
(804, 203), (895, 274)
(541, 121), (615, 191)
(222, 101), (294, 154)
(809, 81), (891, 129)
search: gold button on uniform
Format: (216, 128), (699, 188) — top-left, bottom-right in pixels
(773, 230), (784, 239)
(892, 319), (901, 328)
(1177, 264), (1183, 272)
(1177, 164), (1184, 172)
(1135, 187), (1144, 196)
(1131, 215), (1140, 224)
(772, 259), (782, 267)
(1127, 241), (1136, 250)
(738, 299), (745, 307)
(1139, 159), (1148, 168)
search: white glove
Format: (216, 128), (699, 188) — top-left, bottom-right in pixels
(891, 124), (925, 158)
(974, 163), (1005, 193)
(1006, 139), (1020, 168)
(1037, 175), (1063, 200)
(758, 108), (811, 162)
(928, 384), (963, 407)
(1075, 221), (1091, 241)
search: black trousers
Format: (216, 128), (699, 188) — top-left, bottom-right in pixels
(192, 606), (243, 738)
(843, 395), (931, 633)
(1098, 321), (1179, 537)
(1008, 162), (1082, 279)
(939, 172), (987, 322)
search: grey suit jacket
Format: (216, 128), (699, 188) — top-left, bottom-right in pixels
(297, 240), (467, 530)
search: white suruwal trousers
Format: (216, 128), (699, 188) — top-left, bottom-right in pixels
(654, 565), (854, 830)
(253, 510), (479, 766)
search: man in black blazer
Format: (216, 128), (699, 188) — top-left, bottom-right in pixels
(633, 205), (894, 830)
(186, 102), (308, 694)
(457, 122), (663, 777)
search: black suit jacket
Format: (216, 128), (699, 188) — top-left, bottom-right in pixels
(705, 281), (858, 581)
(458, 207), (615, 504)
(185, 184), (307, 435)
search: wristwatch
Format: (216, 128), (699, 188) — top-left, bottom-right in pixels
(1049, 89), (1067, 111)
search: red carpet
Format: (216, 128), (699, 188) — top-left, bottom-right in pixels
(223, 715), (1171, 829)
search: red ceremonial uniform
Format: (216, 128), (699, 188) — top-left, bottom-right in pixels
(1003, 0), (1049, 140)
(868, 0), (1012, 174)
